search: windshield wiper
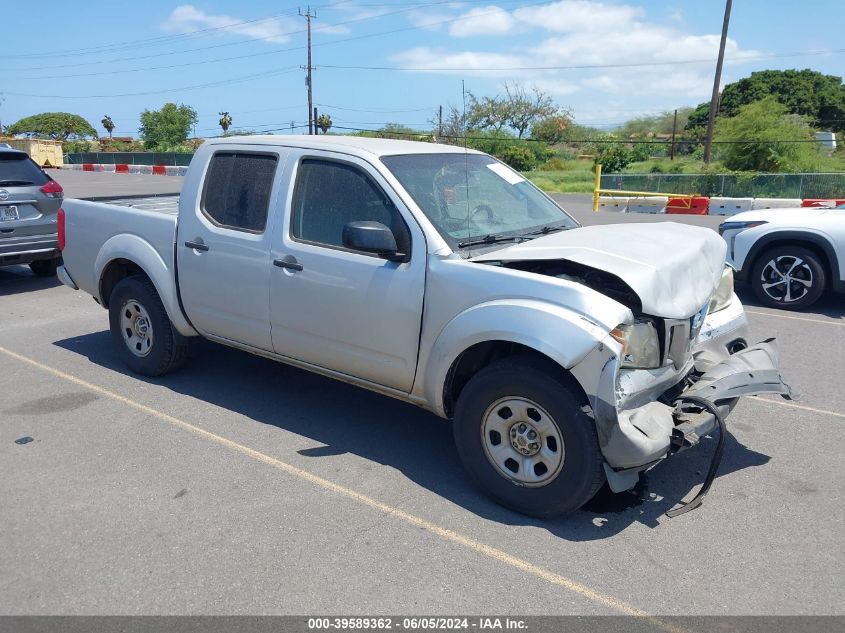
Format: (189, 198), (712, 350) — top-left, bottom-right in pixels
(457, 234), (528, 248)
(518, 224), (569, 238)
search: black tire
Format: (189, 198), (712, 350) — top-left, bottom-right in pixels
(453, 357), (605, 518)
(108, 275), (188, 376)
(29, 257), (61, 277)
(751, 245), (826, 310)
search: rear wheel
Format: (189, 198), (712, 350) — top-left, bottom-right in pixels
(108, 276), (188, 376)
(751, 245), (826, 310)
(453, 357), (604, 517)
(29, 257), (61, 277)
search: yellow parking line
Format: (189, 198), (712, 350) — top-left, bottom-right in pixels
(745, 310), (843, 326)
(0, 345), (682, 628)
(750, 395), (845, 419)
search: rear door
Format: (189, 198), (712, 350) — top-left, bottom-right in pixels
(176, 147), (286, 351)
(0, 152), (60, 238)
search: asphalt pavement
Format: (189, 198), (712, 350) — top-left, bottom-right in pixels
(1, 171), (842, 617)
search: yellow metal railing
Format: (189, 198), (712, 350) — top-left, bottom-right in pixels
(591, 164), (699, 212)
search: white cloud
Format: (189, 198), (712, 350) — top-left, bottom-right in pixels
(449, 6), (517, 37)
(161, 5), (297, 43)
(513, 0), (643, 33)
(392, 1), (762, 101)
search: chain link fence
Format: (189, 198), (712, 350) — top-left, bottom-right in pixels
(64, 152), (194, 166)
(600, 172), (845, 198)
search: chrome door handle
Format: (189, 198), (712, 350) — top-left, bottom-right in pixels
(273, 256), (303, 271)
(184, 240), (209, 252)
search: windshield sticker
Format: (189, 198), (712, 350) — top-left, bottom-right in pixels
(486, 162), (525, 185)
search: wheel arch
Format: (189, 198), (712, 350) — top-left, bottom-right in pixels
(95, 234), (196, 336)
(442, 340), (591, 419)
(741, 230), (839, 289)
(419, 300), (617, 418)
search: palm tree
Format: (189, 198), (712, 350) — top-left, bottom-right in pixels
(316, 113), (332, 134)
(101, 115), (114, 138)
(219, 112), (232, 134)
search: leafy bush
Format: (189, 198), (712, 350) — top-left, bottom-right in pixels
(63, 139), (93, 153)
(594, 146), (633, 173)
(498, 146), (537, 171)
(714, 97), (818, 171)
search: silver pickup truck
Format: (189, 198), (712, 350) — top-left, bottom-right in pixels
(58, 136), (791, 517)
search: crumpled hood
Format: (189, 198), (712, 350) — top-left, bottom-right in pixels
(471, 223), (727, 319)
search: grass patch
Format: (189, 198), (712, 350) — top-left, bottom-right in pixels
(524, 168), (595, 193)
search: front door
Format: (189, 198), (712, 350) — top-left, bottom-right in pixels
(177, 148), (285, 351)
(269, 153), (426, 392)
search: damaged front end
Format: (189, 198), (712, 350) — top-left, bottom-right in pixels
(572, 333), (793, 513)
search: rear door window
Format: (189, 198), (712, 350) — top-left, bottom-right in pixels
(0, 153), (49, 186)
(201, 152), (278, 233)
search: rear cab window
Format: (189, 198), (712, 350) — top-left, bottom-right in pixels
(0, 153), (49, 187)
(201, 152), (278, 233)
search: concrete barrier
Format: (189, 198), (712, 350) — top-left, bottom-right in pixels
(708, 197), (754, 216)
(152, 165), (166, 175)
(598, 196), (628, 212)
(801, 198), (845, 208)
(103, 164), (116, 172)
(626, 195), (668, 214)
(751, 198), (802, 210)
(115, 164), (129, 173)
(667, 196), (709, 215)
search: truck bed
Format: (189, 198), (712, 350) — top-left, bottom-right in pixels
(60, 196), (180, 312)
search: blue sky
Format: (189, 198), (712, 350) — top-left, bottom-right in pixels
(2, 1), (843, 137)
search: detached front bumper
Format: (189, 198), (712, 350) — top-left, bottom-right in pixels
(600, 340), (792, 491)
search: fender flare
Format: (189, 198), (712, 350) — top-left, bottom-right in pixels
(95, 234), (197, 336)
(419, 299), (621, 417)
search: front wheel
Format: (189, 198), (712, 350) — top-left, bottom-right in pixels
(453, 358), (605, 517)
(751, 246), (826, 310)
(108, 276), (188, 376)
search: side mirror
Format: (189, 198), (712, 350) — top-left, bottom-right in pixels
(342, 221), (407, 262)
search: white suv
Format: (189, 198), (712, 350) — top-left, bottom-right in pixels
(720, 204), (845, 310)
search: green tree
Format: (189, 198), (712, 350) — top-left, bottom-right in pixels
(594, 145), (633, 173)
(218, 111), (232, 134)
(7, 112), (97, 140)
(530, 115), (571, 144)
(686, 69), (845, 133)
(467, 83), (563, 138)
(714, 97), (817, 171)
(101, 115), (115, 138)
(619, 108), (693, 137)
(316, 113), (332, 134)
(139, 103), (198, 150)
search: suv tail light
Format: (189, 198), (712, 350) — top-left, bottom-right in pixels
(40, 180), (64, 199)
(57, 208), (66, 250)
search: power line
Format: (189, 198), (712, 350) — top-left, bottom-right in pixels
(6, 68), (299, 99)
(318, 47), (845, 73)
(0, 10), (303, 60)
(7, 0), (549, 80)
(5, 0), (483, 73)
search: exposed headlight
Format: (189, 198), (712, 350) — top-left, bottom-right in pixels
(709, 266), (735, 313)
(611, 319), (661, 369)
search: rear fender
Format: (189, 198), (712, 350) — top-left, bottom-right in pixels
(95, 234), (196, 336)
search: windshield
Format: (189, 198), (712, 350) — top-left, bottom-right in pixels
(381, 153), (578, 252)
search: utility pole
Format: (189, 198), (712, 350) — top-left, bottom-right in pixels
(703, 0), (732, 163)
(438, 105), (443, 138)
(669, 108), (678, 160)
(299, 7), (316, 135)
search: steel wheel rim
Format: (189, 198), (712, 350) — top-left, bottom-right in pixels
(481, 397), (565, 487)
(120, 300), (154, 358)
(760, 255), (813, 303)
